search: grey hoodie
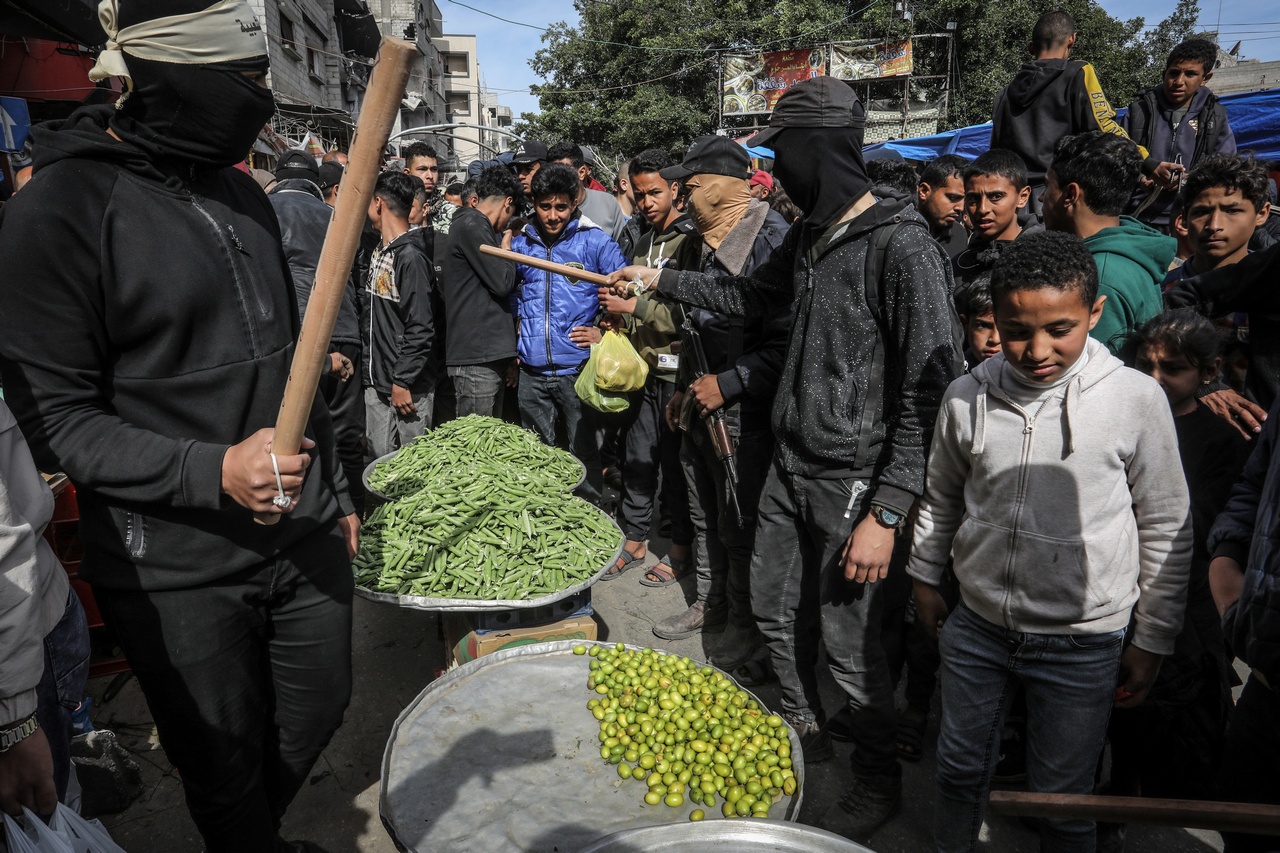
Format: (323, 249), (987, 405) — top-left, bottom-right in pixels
(908, 339), (1191, 655)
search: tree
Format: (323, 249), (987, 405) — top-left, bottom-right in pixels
(517, 0), (1201, 160)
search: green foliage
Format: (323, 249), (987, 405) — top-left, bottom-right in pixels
(517, 0), (1201, 159)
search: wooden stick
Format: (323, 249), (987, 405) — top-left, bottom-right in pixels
(257, 36), (415, 525)
(479, 243), (615, 287)
(988, 791), (1280, 836)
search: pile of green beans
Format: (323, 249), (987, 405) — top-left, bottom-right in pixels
(576, 643), (798, 821)
(353, 465), (620, 601)
(367, 415), (582, 498)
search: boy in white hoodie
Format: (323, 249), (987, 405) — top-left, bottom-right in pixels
(909, 231), (1191, 853)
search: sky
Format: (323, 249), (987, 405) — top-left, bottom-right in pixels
(435, 0), (1280, 120)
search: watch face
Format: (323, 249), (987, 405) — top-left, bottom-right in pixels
(878, 508), (902, 526)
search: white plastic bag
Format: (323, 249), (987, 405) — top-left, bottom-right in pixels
(50, 805), (126, 853)
(2, 807), (74, 853)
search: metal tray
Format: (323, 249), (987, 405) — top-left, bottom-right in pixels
(381, 641), (805, 853)
(362, 449), (587, 503)
(353, 515), (625, 612)
(574, 820), (875, 852)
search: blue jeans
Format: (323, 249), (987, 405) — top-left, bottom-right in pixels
(448, 360), (508, 419)
(36, 588), (90, 804)
(517, 370), (602, 505)
(934, 603), (1125, 853)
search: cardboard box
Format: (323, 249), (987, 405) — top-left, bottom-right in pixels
(445, 613), (598, 668)
(471, 589), (593, 633)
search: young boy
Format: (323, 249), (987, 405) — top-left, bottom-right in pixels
(363, 171), (440, 457)
(910, 231), (1191, 852)
(1041, 131), (1176, 354)
(952, 150), (1035, 296)
(955, 282), (1002, 367)
(1125, 38), (1235, 230)
(991, 10), (1142, 200)
(1162, 155), (1274, 428)
(511, 162), (628, 504)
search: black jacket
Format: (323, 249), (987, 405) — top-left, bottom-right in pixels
(361, 230), (440, 394)
(1164, 242), (1280, 409)
(678, 201), (791, 433)
(991, 59), (1139, 186)
(441, 207), (517, 366)
(657, 197), (963, 516)
(267, 178), (360, 347)
(0, 105), (351, 591)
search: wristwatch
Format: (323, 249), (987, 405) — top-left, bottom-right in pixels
(870, 503), (907, 531)
(0, 714), (39, 753)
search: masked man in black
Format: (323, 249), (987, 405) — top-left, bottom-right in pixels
(0, 2), (358, 850)
(610, 77), (962, 840)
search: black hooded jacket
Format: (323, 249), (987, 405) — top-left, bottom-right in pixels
(267, 178), (360, 348)
(656, 197), (963, 517)
(991, 59), (1142, 185)
(0, 105), (352, 591)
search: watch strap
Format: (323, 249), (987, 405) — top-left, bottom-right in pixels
(0, 714), (39, 753)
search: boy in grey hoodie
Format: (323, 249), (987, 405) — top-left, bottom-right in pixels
(908, 232), (1191, 853)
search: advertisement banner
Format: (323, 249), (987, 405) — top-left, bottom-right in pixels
(722, 47), (826, 116)
(829, 39), (914, 81)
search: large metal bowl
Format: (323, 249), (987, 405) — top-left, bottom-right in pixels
(354, 513), (625, 612)
(381, 641), (805, 853)
(574, 820), (875, 852)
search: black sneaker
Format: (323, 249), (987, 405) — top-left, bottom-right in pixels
(818, 774), (903, 839)
(992, 725), (1027, 784)
(784, 714), (833, 763)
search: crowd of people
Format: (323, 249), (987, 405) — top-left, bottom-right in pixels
(1, 2), (1280, 853)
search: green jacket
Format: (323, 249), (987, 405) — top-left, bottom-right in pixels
(1085, 216), (1176, 354)
(627, 217), (699, 383)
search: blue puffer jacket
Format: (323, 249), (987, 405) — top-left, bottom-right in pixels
(1208, 396), (1280, 686)
(512, 216), (628, 375)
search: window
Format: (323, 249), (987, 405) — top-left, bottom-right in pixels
(280, 13), (299, 58)
(307, 45), (325, 82)
(443, 52), (469, 76)
(446, 91), (470, 115)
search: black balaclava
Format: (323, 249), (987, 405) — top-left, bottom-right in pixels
(771, 127), (873, 229)
(109, 1), (274, 169)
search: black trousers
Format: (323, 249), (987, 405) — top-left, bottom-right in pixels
(319, 341), (366, 513)
(617, 377), (692, 545)
(94, 525), (353, 853)
(1219, 675), (1280, 852)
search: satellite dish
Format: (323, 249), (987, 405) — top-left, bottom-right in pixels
(1230, 40), (1242, 56)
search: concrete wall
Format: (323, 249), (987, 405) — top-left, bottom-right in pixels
(251, 0), (345, 111)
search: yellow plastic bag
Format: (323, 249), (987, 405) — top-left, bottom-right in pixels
(575, 344), (630, 412)
(594, 330), (649, 393)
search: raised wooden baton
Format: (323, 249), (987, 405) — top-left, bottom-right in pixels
(479, 243), (615, 287)
(257, 36), (415, 525)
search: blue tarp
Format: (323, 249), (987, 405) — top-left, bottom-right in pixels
(856, 87), (1280, 162)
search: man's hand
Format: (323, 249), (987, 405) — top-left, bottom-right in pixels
(598, 287), (638, 316)
(327, 352), (354, 382)
(500, 229), (513, 251)
(1210, 555), (1246, 619)
(1151, 161), (1184, 190)
(221, 429), (313, 514)
(1114, 646), (1163, 709)
(913, 580), (951, 641)
(840, 513), (897, 583)
(390, 384), (416, 416)
(0, 725), (55, 817)
(569, 325), (603, 348)
(605, 265), (659, 295)
(689, 374), (725, 417)
(1202, 388), (1267, 438)
(666, 390), (685, 432)
(505, 359), (520, 388)
(337, 512), (360, 561)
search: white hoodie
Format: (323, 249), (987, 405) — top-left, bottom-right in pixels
(0, 400), (70, 723)
(908, 339), (1191, 655)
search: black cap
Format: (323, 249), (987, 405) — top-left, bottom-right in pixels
(512, 140), (548, 165)
(747, 77), (866, 149)
(275, 149), (319, 183)
(660, 135), (750, 181)
(318, 161), (344, 190)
